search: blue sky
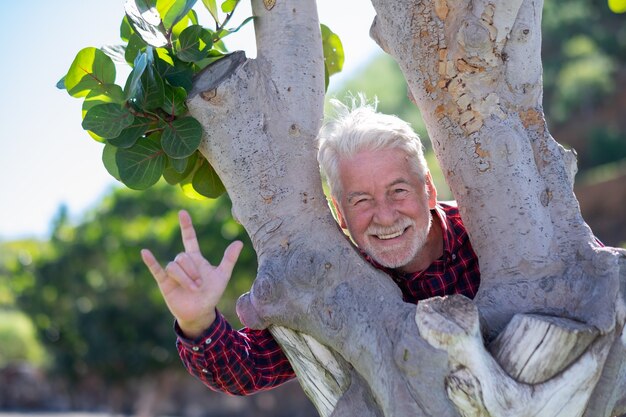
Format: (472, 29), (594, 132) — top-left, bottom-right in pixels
(0, 0), (378, 240)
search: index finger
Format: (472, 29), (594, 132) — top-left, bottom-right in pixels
(179, 210), (201, 254)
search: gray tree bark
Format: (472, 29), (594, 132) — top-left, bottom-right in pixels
(186, 0), (626, 416)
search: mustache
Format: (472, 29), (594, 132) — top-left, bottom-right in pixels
(366, 217), (415, 236)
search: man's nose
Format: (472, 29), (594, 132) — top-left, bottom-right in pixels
(373, 199), (398, 225)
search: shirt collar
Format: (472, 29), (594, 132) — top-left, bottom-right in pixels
(433, 203), (453, 257)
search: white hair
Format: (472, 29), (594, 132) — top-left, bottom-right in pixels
(317, 94), (428, 199)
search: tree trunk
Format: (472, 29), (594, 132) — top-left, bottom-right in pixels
(186, 0), (626, 416)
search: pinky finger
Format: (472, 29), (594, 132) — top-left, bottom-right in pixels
(141, 249), (167, 284)
(218, 240), (244, 278)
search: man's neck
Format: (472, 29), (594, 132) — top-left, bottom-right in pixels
(397, 213), (444, 274)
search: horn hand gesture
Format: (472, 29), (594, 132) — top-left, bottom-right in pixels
(141, 210), (243, 339)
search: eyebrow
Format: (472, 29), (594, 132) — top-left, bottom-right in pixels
(346, 191), (369, 204)
(389, 178), (410, 188)
(345, 178), (412, 203)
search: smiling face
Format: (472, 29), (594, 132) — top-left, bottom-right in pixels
(333, 148), (437, 273)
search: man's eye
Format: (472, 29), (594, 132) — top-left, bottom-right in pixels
(353, 198), (370, 206)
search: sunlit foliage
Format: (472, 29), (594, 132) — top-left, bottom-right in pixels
(59, 0), (343, 199)
(10, 184), (257, 382)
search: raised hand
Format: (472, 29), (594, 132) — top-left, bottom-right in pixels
(141, 210), (243, 339)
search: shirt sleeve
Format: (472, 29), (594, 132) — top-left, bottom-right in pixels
(175, 310), (296, 395)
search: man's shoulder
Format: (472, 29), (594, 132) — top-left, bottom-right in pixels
(436, 201), (474, 254)
(436, 200), (460, 217)
(436, 201), (468, 233)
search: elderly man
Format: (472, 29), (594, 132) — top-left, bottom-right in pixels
(141, 99), (480, 395)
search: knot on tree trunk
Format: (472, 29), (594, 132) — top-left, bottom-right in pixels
(235, 243), (356, 332)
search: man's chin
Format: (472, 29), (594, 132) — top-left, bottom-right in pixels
(365, 237), (425, 270)
(368, 250), (413, 269)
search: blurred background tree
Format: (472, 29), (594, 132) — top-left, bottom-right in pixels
(0, 186), (259, 412)
(332, 0), (626, 169)
(0, 0), (624, 414)
(0, 241), (50, 369)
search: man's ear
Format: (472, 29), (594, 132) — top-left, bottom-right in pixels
(425, 171), (438, 209)
(331, 197), (348, 229)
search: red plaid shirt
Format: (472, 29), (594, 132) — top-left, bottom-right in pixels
(176, 202), (480, 395)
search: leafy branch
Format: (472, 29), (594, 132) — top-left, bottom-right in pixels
(59, 0), (344, 199)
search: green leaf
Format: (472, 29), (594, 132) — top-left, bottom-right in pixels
(126, 51), (149, 98)
(125, 33), (147, 65)
(164, 151), (197, 184)
(108, 116), (155, 148)
(192, 159), (225, 198)
(163, 167), (182, 185)
(126, 49), (165, 110)
(64, 47), (116, 98)
(188, 8), (199, 25)
(155, 50), (194, 90)
(162, 64), (194, 91)
(82, 85), (126, 142)
(321, 24), (344, 78)
(124, 0), (169, 47)
(193, 53), (225, 71)
(161, 85), (188, 116)
(156, 0), (197, 30)
(82, 104), (135, 139)
(141, 65), (166, 109)
(213, 38), (229, 53)
(155, 47), (174, 65)
(170, 9), (196, 38)
(87, 132), (107, 143)
(142, 67), (166, 109)
(202, 0), (219, 22)
(169, 155), (189, 173)
(609, 0), (626, 13)
(324, 64), (330, 92)
(180, 181), (208, 200)
(221, 0), (238, 13)
(82, 84), (125, 116)
(120, 16), (135, 42)
(161, 116), (203, 158)
(175, 25), (214, 62)
(102, 144), (121, 181)
(116, 137), (166, 189)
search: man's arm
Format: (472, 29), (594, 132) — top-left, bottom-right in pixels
(176, 310), (295, 395)
(141, 210), (295, 394)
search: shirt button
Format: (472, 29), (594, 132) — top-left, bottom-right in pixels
(205, 337), (212, 345)
(201, 369), (209, 374)
(192, 346), (200, 351)
(451, 254), (457, 261)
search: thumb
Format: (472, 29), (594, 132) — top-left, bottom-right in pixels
(218, 240), (244, 278)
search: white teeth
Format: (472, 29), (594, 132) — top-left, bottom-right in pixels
(376, 230), (403, 240)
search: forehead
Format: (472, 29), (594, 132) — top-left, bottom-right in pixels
(337, 148), (420, 192)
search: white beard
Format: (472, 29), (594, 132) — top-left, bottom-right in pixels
(362, 214), (432, 269)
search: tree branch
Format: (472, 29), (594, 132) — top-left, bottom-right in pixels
(416, 295), (616, 417)
(252, 0), (325, 130)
